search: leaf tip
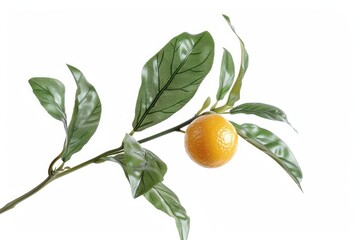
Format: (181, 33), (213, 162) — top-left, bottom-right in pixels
(293, 127), (299, 134)
(133, 191), (141, 199)
(28, 77), (41, 86)
(65, 63), (74, 70)
(288, 122), (298, 134)
(66, 64), (81, 76)
(298, 183), (304, 193)
(222, 14), (230, 21)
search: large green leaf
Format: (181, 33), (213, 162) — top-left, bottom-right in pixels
(144, 183), (190, 240)
(122, 134), (167, 198)
(132, 31), (214, 132)
(29, 77), (67, 127)
(62, 65), (102, 162)
(223, 14), (249, 107)
(216, 48), (235, 101)
(231, 122), (302, 191)
(230, 102), (297, 132)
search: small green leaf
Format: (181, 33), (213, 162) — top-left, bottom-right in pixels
(196, 97), (211, 116)
(223, 14), (249, 107)
(29, 77), (67, 127)
(216, 48), (235, 101)
(144, 183), (190, 240)
(231, 122), (303, 191)
(230, 102), (297, 132)
(132, 31), (215, 132)
(123, 134), (167, 198)
(62, 65), (102, 162)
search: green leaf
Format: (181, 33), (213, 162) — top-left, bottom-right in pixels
(223, 14), (249, 107)
(216, 48), (235, 101)
(230, 102), (297, 132)
(144, 183), (190, 240)
(196, 96), (211, 116)
(106, 155), (187, 238)
(132, 31), (215, 132)
(231, 122), (303, 191)
(62, 65), (102, 162)
(29, 77), (67, 127)
(123, 134), (167, 198)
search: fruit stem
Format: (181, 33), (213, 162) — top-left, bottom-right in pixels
(0, 116), (198, 215)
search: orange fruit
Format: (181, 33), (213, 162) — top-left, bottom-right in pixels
(184, 114), (238, 168)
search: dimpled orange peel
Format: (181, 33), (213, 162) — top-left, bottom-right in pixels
(185, 114), (238, 167)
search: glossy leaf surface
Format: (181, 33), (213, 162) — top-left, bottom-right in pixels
(123, 134), (167, 198)
(231, 122), (302, 190)
(62, 65), (102, 162)
(230, 102), (296, 131)
(132, 31), (214, 132)
(144, 183), (190, 240)
(29, 77), (67, 126)
(223, 14), (249, 106)
(216, 48), (235, 101)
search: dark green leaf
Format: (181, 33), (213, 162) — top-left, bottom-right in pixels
(223, 14), (249, 107)
(29, 77), (67, 126)
(62, 65), (102, 162)
(230, 102), (297, 132)
(123, 134), (167, 198)
(231, 122), (302, 191)
(216, 48), (235, 101)
(132, 31), (214, 132)
(144, 183), (190, 240)
(106, 154), (188, 239)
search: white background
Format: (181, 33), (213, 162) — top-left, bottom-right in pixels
(0, 0), (359, 239)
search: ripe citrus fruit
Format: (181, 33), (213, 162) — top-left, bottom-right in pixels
(184, 114), (238, 168)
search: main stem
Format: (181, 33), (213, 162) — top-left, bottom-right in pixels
(0, 175), (53, 214)
(0, 116), (197, 215)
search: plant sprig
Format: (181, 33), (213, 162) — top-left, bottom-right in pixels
(0, 15), (302, 240)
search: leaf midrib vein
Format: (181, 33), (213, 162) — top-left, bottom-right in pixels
(32, 81), (63, 109)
